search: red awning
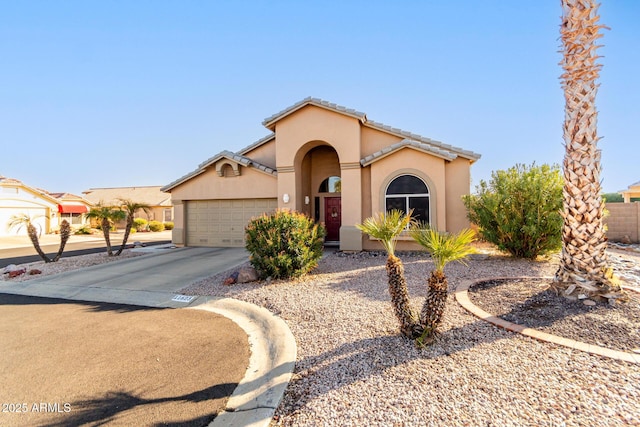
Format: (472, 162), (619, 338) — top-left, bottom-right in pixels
(58, 204), (89, 214)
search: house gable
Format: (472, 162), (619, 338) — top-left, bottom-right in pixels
(163, 97), (482, 250)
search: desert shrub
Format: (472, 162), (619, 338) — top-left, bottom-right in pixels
(602, 193), (623, 203)
(74, 225), (92, 235)
(462, 163), (563, 259)
(133, 218), (148, 232)
(148, 220), (165, 232)
(245, 209), (326, 279)
(164, 221), (174, 230)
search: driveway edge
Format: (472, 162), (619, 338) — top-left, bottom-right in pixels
(191, 298), (297, 427)
(455, 277), (640, 365)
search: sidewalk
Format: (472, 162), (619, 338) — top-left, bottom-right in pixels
(0, 230), (173, 250)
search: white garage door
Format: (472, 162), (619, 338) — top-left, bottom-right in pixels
(186, 199), (278, 247)
(0, 207), (48, 237)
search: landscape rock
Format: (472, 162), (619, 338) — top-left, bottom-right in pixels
(8, 269), (26, 278)
(3, 264), (19, 274)
(29, 269), (42, 275)
(237, 266), (259, 283)
(223, 271), (239, 286)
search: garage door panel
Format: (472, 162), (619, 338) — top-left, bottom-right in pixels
(186, 199), (277, 247)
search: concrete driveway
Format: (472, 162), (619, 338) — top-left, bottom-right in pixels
(0, 247), (249, 307)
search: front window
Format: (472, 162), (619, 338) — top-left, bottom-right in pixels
(60, 213), (84, 225)
(319, 176), (341, 193)
(385, 175), (430, 224)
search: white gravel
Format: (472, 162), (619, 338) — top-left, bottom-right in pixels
(183, 249), (640, 427)
(1, 250), (145, 282)
(4, 245), (640, 426)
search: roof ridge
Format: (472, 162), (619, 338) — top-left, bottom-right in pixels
(262, 97), (367, 129)
(364, 119), (481, 161)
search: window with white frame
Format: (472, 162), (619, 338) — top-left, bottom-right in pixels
(385, 175), (430, 224)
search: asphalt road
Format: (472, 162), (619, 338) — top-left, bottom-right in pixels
(0, 239), (171, 267)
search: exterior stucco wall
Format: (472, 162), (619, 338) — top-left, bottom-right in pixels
(275, 105), (361, 212)
(241, 139), (276, 169)
(369, 149), (446, 230)
(360, 125), (403, 158)
(168, 166), (276, 245)
(171, 201), (185, 245)
(445, 157), (472, 232)
(300, 146), (341, 219)
(170, 166), (277, 201)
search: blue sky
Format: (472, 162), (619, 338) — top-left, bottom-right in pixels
(1, 1), (638, 197)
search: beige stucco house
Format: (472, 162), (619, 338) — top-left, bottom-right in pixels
(0, 176), (91, 236)
(162, 98), (481, 251)
(82, 186), (173, 227)
(620, 180), (640, 203)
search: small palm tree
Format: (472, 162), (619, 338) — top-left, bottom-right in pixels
(50, 220), (71, 262)
(411, 225), (476, 343)
(8, 214), (51, 262)
(357, 210), (420, 338)
(86, 204), (126, 256)
(114, 199), (151, 256)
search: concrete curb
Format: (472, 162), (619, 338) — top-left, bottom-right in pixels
(455, 276), (640, 364)
(192, 298), (297, 427)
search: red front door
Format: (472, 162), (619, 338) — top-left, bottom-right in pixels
(324, 197), (341, 241)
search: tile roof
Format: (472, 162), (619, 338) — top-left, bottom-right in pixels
(363, 120), (481, 162)
(261, 97), (480, 162)
(162, 151), (277, 192)
(360, 138), (458, 166)
(262, 97), (367, 130)
(82, 186), (172, 206)
(238, 133), (275, 156)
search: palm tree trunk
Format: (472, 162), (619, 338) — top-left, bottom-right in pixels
(555, 0), (624, 299)
(385, 255), (420, 338)
(419, 270), (448, 340)
(115, 218), (133, 256)
(27, 223), (52, 263)
(101, 218), (113, 256)
(51, 220), (71, 262)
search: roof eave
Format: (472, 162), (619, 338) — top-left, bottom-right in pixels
(262, 97), (367, 131)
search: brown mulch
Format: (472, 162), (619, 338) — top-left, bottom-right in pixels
(468, 278), (640, 353)
(0, 294), (249, 427)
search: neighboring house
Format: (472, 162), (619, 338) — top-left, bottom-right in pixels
(0, 176), (60, 236)
(620, 180), (640, 203)
(82, 186), (173, 227)
(162, 97), (481, 251)
(46, 192), (92, 228)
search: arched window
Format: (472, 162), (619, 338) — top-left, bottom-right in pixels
(319, 176), (341, 193)
(385, 175), (430, 224)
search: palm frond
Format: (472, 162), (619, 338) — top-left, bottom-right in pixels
(410, 225), (476, 272)
(356, 210), (413, 256)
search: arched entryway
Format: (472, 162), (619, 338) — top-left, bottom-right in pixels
(297, 144), (341, 243)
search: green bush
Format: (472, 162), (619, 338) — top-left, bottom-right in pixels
(602, 193), (623, 203)
(463, 163), (563, 259)
(164, 221), (174, 230)
(148, 220), (165, 232)
(133, 218), (148, 232)
(245, 209), (326, 279)
(74, 225), (93, 235)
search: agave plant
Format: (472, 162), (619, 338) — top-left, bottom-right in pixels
(357, 210), (421, 338)
(411, 225), (476, 343)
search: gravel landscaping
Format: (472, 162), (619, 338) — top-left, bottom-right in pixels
(183, 248), (640, 427)
(4, 245), (640, 426)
